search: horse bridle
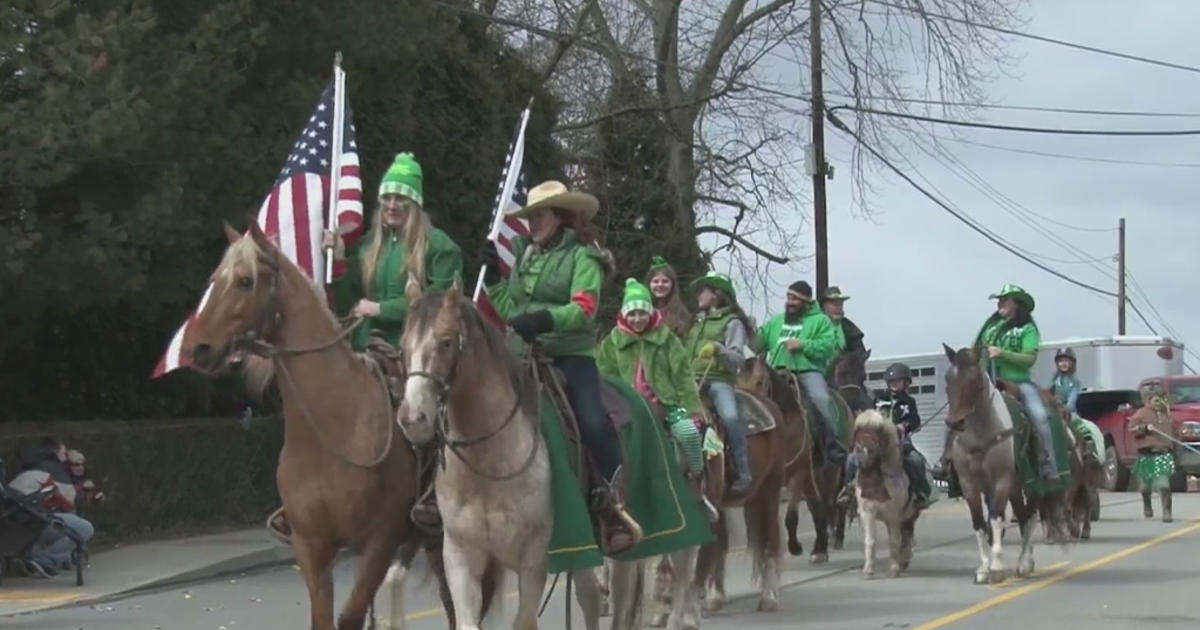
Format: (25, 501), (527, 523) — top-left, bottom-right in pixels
(406, 332), (537, 481)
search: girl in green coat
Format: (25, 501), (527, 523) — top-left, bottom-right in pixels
(598, 278), (711, 510)
(324, 152), (464, 351)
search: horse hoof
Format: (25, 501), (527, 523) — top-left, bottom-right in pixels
(648, 612), (667, 627)
(833, 539), (845, 551)
(974, 571), (989, 585)
(810, 552), (829, 565)
(988, 569), (1008, 584)
(757, 597), (779, 612)
(787, 539), (803, 556)
(889, 567), (901, 578)
(1017, 560), (1034, 577)
(704, 596), (724, 613)
(862, 568), (874, 579)
(899, 560), (910, 571)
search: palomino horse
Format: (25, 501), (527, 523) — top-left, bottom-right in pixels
(188, 223), (452, 630)
(850, 409), (923, 578)
(691, 369), (789, 615)
(393, 284), (612, 630)
(942, 344), (1067, 584)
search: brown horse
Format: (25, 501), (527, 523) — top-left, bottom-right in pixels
(692, 377), (788, 614)
(942, 344), (1067, 584)
(737, 352), (865, 565)
(188, 222), (453, 630)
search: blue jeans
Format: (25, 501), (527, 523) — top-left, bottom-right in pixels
(707, 381), (749, 477)
(1016, 381), (1056, 472)
(30, 512), (92, 570)
(798, 371), (847, 460)
(556, 356), (622, 480)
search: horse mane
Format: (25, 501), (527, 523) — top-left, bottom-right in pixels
(854, 409), (902, 469)
(759, 360), (804, 416)
(214, 235), (261, 289)
(407, 290), (535, 411)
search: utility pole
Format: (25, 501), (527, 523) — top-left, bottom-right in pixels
(1117, 217), (1126, 335)
(810, 0), (829, 295)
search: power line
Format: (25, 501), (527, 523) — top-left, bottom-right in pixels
(828, 93), (1200, 118)
(825, 109), (1117, 298)
(943, 137), (1200, 169)
(864, 0), (1200, 75)
(830, 105), (1200, 136)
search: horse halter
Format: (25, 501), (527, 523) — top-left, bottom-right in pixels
(231, 247), (285, 358)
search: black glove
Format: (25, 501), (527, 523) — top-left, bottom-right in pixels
(479, 241), (501, 285)
(508, 310), (554, 343)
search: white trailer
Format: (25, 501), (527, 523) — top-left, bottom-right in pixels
(864, 336), (1186, 461)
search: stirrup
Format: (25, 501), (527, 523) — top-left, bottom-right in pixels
(266, 507), (291, 545)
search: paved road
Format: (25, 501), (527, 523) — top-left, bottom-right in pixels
(14, 492), (1198, 629)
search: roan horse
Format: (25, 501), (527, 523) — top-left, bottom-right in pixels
(942, 344), (1067, 584)
(850, 409), (923, 578)
(188, 223), (453, 630)
(392, 284), (616, 630)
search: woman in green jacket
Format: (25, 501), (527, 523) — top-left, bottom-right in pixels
(975, 284), (1057, 481)
(325, 152), (464, 350)
(598, 278), (706, 473)
(481, 180), (642, 555)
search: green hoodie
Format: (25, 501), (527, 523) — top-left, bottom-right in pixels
(975, 316), (1040, 383)
(487, 229), (605, 358)
(758, 302), (838, 374)
(332, 227), (463, 350)
(596, 318), (703, 415)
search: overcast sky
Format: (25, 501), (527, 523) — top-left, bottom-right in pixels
(731, 0), (1199, 368)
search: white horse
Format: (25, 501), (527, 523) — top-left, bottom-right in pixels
(850, 409), (923, 578)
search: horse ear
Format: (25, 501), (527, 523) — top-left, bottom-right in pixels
(863, 348), (872, 361)
(223, 221), (242, 244)
(405, 274), (423, 305)
(942, 343), (956, 363)
(246, 219), (273, 250)
(449, 274), (462, 297)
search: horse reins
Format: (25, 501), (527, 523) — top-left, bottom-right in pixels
(233, 247), (393, 469)
(407, 335), (541, 482)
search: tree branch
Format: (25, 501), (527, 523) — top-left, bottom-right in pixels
(696, 224), (789, 263)
(553, 84), (738, 132)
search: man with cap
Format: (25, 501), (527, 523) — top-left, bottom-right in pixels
(758, 281), (848, 466)
(820, 286), (866, 358)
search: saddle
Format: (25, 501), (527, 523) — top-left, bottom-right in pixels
(362, 333), (406, 404)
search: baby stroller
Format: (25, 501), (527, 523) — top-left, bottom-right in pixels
(0, 458), (86, 586)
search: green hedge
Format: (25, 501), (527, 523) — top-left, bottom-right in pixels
(0, 417), (283, 541)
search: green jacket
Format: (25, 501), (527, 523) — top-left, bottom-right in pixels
(975, 317), (1040, 383)
(758, 303), (838, 374)
(487, 229), (604, 358)
(332, 227), (463, 350)
(683, 308), (737, 383)
(596, 320), (703, 415)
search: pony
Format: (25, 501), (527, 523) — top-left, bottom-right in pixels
(942, 344), (1067, 584)
(850, 409), (922, 578)
(188, 222), (451, 630)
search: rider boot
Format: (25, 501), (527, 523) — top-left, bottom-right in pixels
(904, 449), (933, 509)
(836, 455), (858, 507)
(595, 465), (644, 555)
(266, 506), (291, 544)
(930, 430), (954, 482)
(1161, 488), (1173, 523)
(1142, 489), (1154, 519)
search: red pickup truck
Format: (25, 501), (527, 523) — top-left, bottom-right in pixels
(1088, 375), (1200, 492)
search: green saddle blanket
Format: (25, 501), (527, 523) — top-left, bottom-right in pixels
(1001, 392), (1074, 495)
(1070, 414), (1105, 464)
(541, 374), (715, 574)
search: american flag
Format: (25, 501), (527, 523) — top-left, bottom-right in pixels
(153, 78), (364, 377)
(474, 103), (532, 329)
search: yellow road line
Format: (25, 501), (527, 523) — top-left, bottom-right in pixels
(912, 517), (1200, 629)
(0, 591), (88, 605)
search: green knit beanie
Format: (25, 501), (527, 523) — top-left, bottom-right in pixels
(648, 256), (672, 274)
(621, 278), (654, 316)
(378, 152), (423, 205)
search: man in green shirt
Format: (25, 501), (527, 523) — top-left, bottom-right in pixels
(758, 281), (847, 466)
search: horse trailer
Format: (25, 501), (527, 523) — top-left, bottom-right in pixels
(864, 335), (1187, 462)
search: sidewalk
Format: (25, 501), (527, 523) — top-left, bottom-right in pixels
(0, 528), (293, 618)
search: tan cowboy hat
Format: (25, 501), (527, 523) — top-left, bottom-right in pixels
(509, 180), (599, 221)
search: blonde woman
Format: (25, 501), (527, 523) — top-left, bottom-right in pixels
(325, 152), (464, 350)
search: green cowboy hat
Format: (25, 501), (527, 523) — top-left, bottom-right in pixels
(820, 286), (850, 303)
(988, 283), (1035, 312)
(689, 271), (736, 303)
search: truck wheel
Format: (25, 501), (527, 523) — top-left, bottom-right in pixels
(1089, 487), (1101, 521)
(1104, 445), (1130, 492)
(1170, 469), (1187, 493)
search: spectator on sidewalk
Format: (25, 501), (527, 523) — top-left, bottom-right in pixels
(8, 439), (95, 578)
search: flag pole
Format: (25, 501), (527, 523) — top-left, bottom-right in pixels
(473, 97), (534, 302)
(324, 51), (346, 285)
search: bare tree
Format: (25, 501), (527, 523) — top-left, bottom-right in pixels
(448, 0), (1026, 287)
